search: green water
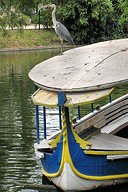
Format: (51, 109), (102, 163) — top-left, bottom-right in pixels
(0, 50), (61, 192)
(0, 50), (128, 192)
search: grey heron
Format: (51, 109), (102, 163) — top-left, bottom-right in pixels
(38, 3), (74, 54)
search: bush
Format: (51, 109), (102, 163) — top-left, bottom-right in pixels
(40, 9), (53, 28)
(56, 0), (127, 44)
(0, 16), (8, 36)
(7, 11), (19, 30)
(117, 0), (128, 23)
(0, 10), (31, 36)
(31, 10), (53, 29)
(7, 12), (30, 30)
(31, 15), (38, 24)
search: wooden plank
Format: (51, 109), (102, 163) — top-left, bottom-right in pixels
(104, 102), (125, 117)
(101, 115), (128, 134)
(107, 154), (128, 160)
(34, 139), (50, 149)
(87, 132), (128, 150)
(74, 94), (128, 134)
(75, 113), (105, 134)
(105, 108), (128, 123)
(29, 39), (128, 92)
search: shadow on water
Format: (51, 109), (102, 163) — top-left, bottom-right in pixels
(89, 183), (128, 192)
(15, 182), (128, 192)
(0, 49), (128, 192)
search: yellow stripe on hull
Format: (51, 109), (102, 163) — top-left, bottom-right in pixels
(42, 107), (128, 180)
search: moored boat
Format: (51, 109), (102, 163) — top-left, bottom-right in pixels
(29, 39), (128, 191)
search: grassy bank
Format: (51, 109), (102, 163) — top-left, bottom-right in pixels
(0, 29), (60, 50)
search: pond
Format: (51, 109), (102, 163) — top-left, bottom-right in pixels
(0, 49), (128, 192)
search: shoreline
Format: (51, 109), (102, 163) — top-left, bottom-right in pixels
(0, 46), (61, 53)
(0, 45), (77, 53)
(0, 29), (77, 53)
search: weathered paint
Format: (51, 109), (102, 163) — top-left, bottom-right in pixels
(31, 88), (114, 107)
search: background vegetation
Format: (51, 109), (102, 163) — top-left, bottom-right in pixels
(0, 30), (59, 49)
(0, 0), (128, 47)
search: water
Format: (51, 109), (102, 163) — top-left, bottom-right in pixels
(0, 49), (61, 192)
(0, 49), (128, 192)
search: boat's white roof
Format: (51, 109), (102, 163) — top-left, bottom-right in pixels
(29, 38), (128, 92)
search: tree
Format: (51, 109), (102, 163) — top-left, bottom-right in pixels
(0, 0), (127, 43)
(54, 0), (127, 44)
(117, 0), (128, 23)
(0, 0), (39, 15)
(56, 0), (112, 44)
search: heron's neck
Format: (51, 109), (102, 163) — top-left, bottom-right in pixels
(52, 6), (57, 26)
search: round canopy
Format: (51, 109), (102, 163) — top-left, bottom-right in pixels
(29, 39), (128, 92)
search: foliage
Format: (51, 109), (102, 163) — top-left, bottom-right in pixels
(0, 0), (38, 12)
(31, 15), (39, 24)
(40, 8), (53, 28)
(31, 10), (53, 29)
(0, 16), (8, 36)
(34, 0), (128, 44)
(7, 11), (19, 30)
(36, 0), (55, 28)
(0, 11), (30, 36)
(0, 0), (128, 44)
(22, 14), (31, 25)
(0, 30), (59, 49)
(56, 0), (127, 44)
(117, 0), (128, 23)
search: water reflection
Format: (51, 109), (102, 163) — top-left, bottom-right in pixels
(0, 49), (60, 192)
(0, 49), (128, 192)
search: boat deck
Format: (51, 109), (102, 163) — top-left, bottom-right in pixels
(87, 132), (128, 150)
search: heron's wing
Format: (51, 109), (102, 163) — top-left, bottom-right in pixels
(55, 22), (74, 45)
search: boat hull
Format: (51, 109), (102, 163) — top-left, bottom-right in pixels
(49, 162), (128, 191)
(39, 107), (128, 191)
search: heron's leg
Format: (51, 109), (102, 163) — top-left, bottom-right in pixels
(60, 39), (63, 55)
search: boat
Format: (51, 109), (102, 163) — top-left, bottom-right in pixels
(29, 39), (128, 191)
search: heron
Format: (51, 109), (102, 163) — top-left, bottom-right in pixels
(38, 3), (74, 55)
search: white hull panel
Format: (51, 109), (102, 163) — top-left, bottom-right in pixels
(49, 163), (128, 191)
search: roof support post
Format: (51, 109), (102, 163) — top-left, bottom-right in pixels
(109, 94), (112, 103)
(39, 10), (40, 30)
(43, 106), (46, 139)
(58, 91), (67, 129)
(59, 106), (62, 129)
(91, 103), (93, 112)
(58, 91), (67, 106)
(78, 106), (80, 120)
(35, 85), (40, 144)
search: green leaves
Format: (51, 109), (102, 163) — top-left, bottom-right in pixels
(56, 0), (127, 44)
(117, 0), (128, 23)
(0, 16), (8, 36)
(0, 0), (127, 44)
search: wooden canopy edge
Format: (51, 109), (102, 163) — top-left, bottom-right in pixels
(31, 88), (114, 107)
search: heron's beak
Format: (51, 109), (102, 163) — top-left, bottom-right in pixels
(38, 4), (50, 12)
(38, 5), (48, 12)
